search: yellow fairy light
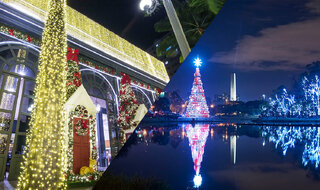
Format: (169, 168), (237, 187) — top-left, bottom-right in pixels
(1, 0), (169, 83)
(16, 0), (68, 189)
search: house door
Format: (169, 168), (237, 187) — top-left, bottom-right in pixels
(72, 118), (90, 174)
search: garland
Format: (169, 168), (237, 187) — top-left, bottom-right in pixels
(0, 23), (163, 97)
(75, 117), (89, 136)
(67, 171), (103, 183)
(67, 105), (98, 181)
(79, 56), (115, 75)
(0, 23), (41, 46)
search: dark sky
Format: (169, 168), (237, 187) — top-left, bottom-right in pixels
(164, 0), (320, 101)
(68, 0), (167, 50)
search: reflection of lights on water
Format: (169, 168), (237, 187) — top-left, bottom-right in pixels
(193, 174), (202, 188)
(143, 129), (147, 136)
(263, 126), (320, 169)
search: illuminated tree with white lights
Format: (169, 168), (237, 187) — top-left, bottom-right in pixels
(185, 58), (209, 118)
(302, 75), (320, 116)
(17, 0), (68, 189)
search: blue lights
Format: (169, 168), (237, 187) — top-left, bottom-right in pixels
(263, 126), (320, 169)
(263, 75), (320, 117)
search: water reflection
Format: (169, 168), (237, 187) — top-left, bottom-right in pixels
(107, 123), (320, 189)
(185, 124), (210, 188)
(262, 126), (320, 168)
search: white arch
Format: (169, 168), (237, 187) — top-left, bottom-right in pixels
(131, 85), (152, 107)
(80, 68), (119, 110)
(0, 41), (40, 73)
(0, 40), (40, 52)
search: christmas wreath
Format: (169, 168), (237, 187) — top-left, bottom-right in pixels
(75, 119), (89, 136)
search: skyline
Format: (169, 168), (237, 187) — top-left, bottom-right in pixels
(164, 0), (320, 101)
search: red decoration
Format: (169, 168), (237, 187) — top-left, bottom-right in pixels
(73, 72), (81, 79)
(67, 47), (79, 64)
(8, 29), (14, 36)
(80, 119), (88, 129)
(156, 88), (163, 94)
(27, 35), (32, 43)
(73, 79), (81, 87)
(120, 73), (131, 85)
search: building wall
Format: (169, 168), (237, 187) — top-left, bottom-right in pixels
(0, 1), (164, 180)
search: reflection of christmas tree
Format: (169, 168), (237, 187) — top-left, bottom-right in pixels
(185, 124), (210, 188)
(186, 58), (209, 118)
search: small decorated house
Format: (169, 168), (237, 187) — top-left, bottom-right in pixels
(64, 85), (101, 182)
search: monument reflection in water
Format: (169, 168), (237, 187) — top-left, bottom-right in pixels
(103, 123), (320, 190)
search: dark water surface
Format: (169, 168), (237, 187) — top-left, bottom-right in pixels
(105, 123), (320, 190)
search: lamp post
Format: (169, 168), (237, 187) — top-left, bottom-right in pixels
(140, 0), (191, 59)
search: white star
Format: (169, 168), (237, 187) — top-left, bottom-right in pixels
(194, 57), (202, 67)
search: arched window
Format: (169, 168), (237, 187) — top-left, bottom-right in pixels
(0, 42), (39, 180)
(132, 86), (152, 109)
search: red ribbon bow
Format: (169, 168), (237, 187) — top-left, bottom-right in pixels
(27, 35), (32, 43)
(8, 29), (14, 36)
(80, 119), (88, 129)
(67, 47), (79, 64)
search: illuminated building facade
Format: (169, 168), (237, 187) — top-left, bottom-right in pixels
(0, 0), (169, 180)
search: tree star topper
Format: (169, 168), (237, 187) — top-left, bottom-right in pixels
(194, 57), (202, 67)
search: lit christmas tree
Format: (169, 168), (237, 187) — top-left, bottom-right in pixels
(186, 57), (210, 118)
(17, 0), (68, 189)
(117, 73), (139, 141)
(186, 124), (210, 188)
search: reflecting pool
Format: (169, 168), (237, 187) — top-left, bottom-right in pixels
(102, 123), (320, 190)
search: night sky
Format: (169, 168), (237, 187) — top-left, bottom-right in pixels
(68, 0), (167, 50)
(164, 0), (320, 101)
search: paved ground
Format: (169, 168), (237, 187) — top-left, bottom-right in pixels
(0, 180), (93, 190)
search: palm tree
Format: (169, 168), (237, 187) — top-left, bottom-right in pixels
(154, 0), (226, 59)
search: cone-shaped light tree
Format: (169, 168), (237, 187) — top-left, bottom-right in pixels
(17, 0), (68, 189)
(185, 57), (210, 118)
